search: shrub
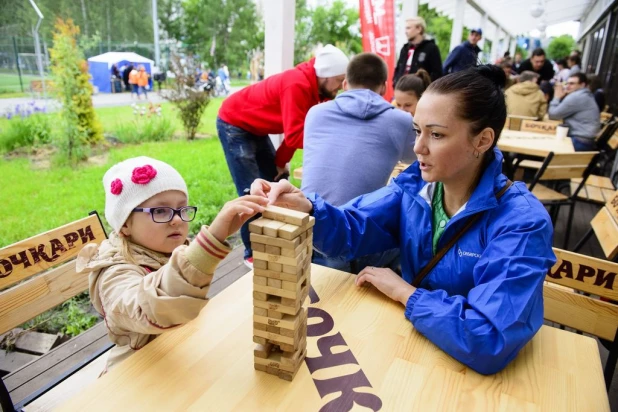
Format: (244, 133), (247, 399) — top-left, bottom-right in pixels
(164, 54), (210, 140)
(547, 35), (577, 61)
(0, 103), (53, 152)
(114, 111), (174, 144)
(49, 19), (104, 165)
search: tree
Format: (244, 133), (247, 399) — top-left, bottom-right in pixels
(309, 1), (361, 56)
(49, 18), (103, 165)
(547, 35), (576, 61)
(418, 4), (455, 60)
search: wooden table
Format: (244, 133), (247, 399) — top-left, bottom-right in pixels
(498, 130), (575, 157)
(62, 265), (609, 411)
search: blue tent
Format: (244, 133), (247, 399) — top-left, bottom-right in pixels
(87, 52), (154, 93)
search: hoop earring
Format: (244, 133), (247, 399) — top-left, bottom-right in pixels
(473, 149), (480, 159)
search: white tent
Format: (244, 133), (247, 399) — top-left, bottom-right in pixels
(87, 52), (154, 93)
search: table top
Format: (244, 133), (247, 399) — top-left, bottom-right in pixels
(498, 130), (575, 157)
(62, 265), (609, 411)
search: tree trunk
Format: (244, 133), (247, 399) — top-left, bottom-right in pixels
(106, 0), (111, 51)
(80, 0), (89, 37)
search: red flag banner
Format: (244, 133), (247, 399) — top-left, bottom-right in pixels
(359, 0), (395, 101)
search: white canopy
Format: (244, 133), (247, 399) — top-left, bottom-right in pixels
(87, 52), (154, 69)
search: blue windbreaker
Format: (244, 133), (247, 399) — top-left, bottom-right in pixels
(307, 148), (556, 374)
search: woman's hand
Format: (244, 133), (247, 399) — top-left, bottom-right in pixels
(355, 266), (416, 306)
(250, 178), (313, 214)
(208, 195), (269, 243)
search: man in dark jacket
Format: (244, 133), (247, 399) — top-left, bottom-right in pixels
(516, 47), (554, 82)
(443, 28), (482, 74)
(393, 16), (442, 85)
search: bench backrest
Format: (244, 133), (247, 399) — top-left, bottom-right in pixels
(590, 190), (618, 260)
(536, 151), (598, 180)
(545, 248), (618, 341)
(520, 120), (559, 135)
(0, 213), (107, 335)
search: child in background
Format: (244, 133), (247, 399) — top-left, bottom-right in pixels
(393, 69), (431, 116)
(76, 156), (267, 371)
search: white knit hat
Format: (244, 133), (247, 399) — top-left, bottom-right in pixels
(103, 156), (188, 233)
(314, 44), (350, 78)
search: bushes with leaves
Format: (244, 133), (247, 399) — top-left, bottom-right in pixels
(114, 105), (174, 143)
(164, 54), (210, 140)
(0, 102), (53, 152)
(49, 18), (104, 165)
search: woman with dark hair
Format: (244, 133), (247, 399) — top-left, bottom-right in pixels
(394, 69), (431, 116)
(587, 73), (606, 112)
(251, 65), (556, 375)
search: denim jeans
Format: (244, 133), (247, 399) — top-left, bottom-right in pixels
(571, 137), (596, 152)
(216, 117), (278, 258)
(312, 248), (401, 274)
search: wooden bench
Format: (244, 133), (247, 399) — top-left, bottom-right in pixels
(545, 247), (618, 390)
(525, 151), (599, 248)
(0, 213), (112, 411)
(574, 189), (618, 260)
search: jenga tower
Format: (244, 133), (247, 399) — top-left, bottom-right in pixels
(249, 205), (314, 381)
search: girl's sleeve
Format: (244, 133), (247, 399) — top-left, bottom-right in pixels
(93, 227), (230, 336)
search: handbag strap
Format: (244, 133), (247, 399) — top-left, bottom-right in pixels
(411, 179), (513, 288)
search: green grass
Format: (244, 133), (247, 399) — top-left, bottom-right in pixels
(0, 92), (29, 99)
(0, 72), (39, 94)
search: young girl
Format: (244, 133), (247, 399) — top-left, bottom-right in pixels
(252, 65), (556, 375)
(77, 156), (267, 370)
(393, 69), (431, 116)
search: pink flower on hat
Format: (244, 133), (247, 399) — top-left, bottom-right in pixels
(110, 179), (123, 195)
(131, 165), (157, 185)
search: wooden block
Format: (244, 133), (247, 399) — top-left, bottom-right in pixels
(268, 262), (283, 272)
(254, 342), (274, 359)
(267, 325), (280, 334)
(254, 308), (307, 332)
(252, 243), (266, 253)
(254, 307), (268, 316)
(300, 232), (306, 243)
(254, 322), (267, 331)
(303, 216), (316, 230)
(254, 268), (304, 283)
(253, 336), (268, 345)
(253, 259), (268, 270)
(263, 220), (287, 237)
(249, 219), (270, 234)
(262, 205), (310, 227)
(253, 291), (268, 301)
(267, 310), (283, 319)
(280, 237), (312, 258)
(282, 263), (303, 275)
(281, 337), (307, 367)
(254, 251), (306, 267)
(250, 233), (300, 250)
(265, 245), (281, 255)
(281, 280), (297, 291)
(267, 278), (282, 289)
(253, 329), (295, 347)
(253, 275), (268, 286)
(254, 273), (308, 300)
(254, 296), (299, 316)
(254, 349), (300, 373)
(278, 224), (302, 240)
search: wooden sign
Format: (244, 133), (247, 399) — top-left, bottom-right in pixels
(0, 214), (106, 290)
(521, 120), (558, 135)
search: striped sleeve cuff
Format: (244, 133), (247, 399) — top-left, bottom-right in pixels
(184, 226), (232, 274)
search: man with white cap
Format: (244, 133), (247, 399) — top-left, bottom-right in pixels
(216, 44), (349, 267)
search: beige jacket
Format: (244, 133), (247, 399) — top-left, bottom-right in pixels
(76, 226), (230, 370)
(505, 81), (548, 120)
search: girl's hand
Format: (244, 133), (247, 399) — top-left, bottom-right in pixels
(250, 179), (313, 214)
(355, 266), (416, 306)
(208, 195), (269, 243)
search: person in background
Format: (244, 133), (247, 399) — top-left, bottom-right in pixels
(499, 61), (515, 90)
(302, 52), (416, 272)
(443, 28), (482, 74)
(128, 64), (139, 99)
(516, 48), (554, 82)
(539, 81), (554, 105)
(549, 73), (600, 151)
(513, 52), (523, 72)
(252, 65), (555, 375)
(553, 58), (571, 84)
(587, 74), (606, 112)
(123, 63), (134, 92)
(136, 65), (149, 100)
(216, 44), (349, 267)
(505, 71), (547, 120)
(217, 64), (229, 95)
(394, 69), (431, 117)
(567, 55), (581, 76)
(393, 16), (443, 85)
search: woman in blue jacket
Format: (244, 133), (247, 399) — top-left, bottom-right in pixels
(250, 65), (556, 375)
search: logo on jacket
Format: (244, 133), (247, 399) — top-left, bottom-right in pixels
(418, 52), (426, 62)
(458, 247), (481, 259)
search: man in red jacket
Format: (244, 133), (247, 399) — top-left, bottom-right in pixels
(216, 44), (349, 267)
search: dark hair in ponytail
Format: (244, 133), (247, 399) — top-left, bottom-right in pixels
(395, 69), (431, 99)
(425, 64), (507, 150)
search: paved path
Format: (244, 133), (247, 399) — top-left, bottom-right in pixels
(0, 87), (242, 114)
